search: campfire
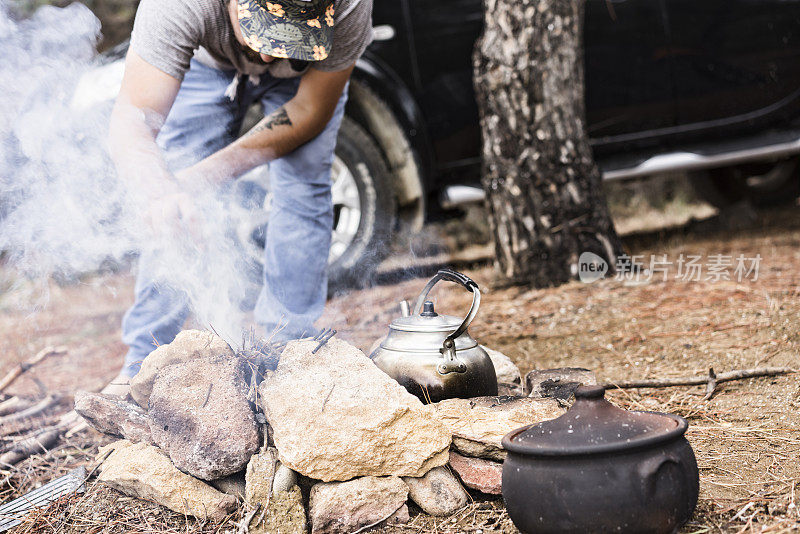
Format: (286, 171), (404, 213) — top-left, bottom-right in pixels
(57, 328), (574, 533)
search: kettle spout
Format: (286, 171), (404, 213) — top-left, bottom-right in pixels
(399, 300), (411, 317)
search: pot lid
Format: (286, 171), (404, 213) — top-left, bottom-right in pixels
(502, 385), (688, 456)
(390, 301), (463, 332)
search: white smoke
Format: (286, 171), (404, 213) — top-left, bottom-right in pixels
(0, 1), (258, 346)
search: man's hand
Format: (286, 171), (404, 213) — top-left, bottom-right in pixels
(144, 189), (201, 237)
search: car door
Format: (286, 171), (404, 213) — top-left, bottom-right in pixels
(407, 0), (676, 162)
(664, 0), (800, 138)
(584, 0), (676, 152)
(406, 0), (485, 173)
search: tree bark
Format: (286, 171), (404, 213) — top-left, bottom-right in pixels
(473, 0), (624, 286)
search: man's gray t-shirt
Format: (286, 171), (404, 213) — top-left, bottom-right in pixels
(130, 0), (372, 80)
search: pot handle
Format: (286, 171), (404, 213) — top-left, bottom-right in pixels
(638, 453), (682, 497)
(412, 269), (480, 375)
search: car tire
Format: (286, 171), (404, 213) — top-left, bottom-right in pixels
(690, 159), (800, 208)
(326, 116), (396, 290)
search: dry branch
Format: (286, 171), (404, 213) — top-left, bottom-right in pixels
(604, 367), (797, 392)
(0, 396), (33, 417)
(0, 395), (59, 426)
(0, 425), (65, 467)
(0, 346), (67, 394)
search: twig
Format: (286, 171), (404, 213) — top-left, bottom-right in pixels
(80, 447), (114, 486)
(0, 395), (59, 426)
(0, 396), (33, 417)
(312, 329), (336, 354)
(237, 503), (261, 534)
(703, 368), (718, 401)
(0, 346), (67, 394)
(604, 367), (797, 392)
(313, 327), (333, 341)
(321, 384), (335, 413)
(0, 424), (66, 467)
(201, 384), (213, 408)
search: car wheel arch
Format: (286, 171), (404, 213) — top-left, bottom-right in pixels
(348, 57), (433, 232)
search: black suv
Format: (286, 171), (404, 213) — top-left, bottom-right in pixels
(84, 0), (800, 285)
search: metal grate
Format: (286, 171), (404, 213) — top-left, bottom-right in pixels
(0, 466), (86, 532)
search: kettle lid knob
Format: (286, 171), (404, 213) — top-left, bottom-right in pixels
(420, 301), (438, 317)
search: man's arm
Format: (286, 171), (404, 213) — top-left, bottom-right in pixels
(180, 65), (354, 185)
(108, 50), (181, 193)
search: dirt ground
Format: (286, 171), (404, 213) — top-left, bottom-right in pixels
(1, 183), (800, 533)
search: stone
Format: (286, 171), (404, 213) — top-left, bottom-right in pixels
(245, 448), (277, 507)
(209, 471), (246, 500)
(403, 466), (468, 516)
(526, 368), (597, 401)
(130, 329), (234, 408)
(430, 396), (564, 461)
(273, 462), (298, 494)
(73, 391), (154, 445)
(260, 338), (451, 482)
(148, 355), (260, 480)
(448, 451), (502, 495)
(309, 476), (409, 534)
(245, 448), (305, 534)
(97, 440), (237, 522)
(248, 486), (307, 534)
(482, 346), (523, 393)
(387, 504), (410, 525)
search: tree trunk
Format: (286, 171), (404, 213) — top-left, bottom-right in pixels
(473, 0), (624, 286)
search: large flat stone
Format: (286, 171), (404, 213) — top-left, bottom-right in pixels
(448, 451), (502, 495)
(309, 476), (409, 534)
(260, 338), (451, 482)
(148, 355), (260, 480)
(430, 396), (564, 461)
(130, 330), (234, 409)
(73, 391), (154, 445)
(97, 440), (237, 522)
(403, 465), (468, 516)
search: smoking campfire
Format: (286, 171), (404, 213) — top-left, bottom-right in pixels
(53, 328), (568, 533)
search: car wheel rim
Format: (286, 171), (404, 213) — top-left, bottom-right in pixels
(329, 155), (362, 264)
(233, 156), (362, 267)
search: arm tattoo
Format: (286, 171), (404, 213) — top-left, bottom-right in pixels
(247, 106), (293, 136)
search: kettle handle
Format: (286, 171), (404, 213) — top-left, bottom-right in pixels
(412, 269), (481, 344)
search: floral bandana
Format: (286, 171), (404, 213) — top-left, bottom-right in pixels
(238, 0), (335, 61)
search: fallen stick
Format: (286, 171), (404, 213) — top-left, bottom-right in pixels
(0, 395), (59, 427)
(603, 367), (797, 398)
(0, 396), (33, 417)
(0, 346), (67, 394)
(0, 424), (66, 467)
(237, 503), (261, 534)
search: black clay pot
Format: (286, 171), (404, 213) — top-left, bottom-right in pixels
(501, 385), (699, 534)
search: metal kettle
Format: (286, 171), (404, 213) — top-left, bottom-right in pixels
(370, 269), (498, 404)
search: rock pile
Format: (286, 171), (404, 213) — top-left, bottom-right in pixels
(76, 329), (567, 533)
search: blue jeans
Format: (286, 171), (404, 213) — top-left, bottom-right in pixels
(120, 59), (347, 376)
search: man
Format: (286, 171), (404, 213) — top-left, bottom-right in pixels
(108, 0), (372, 382)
